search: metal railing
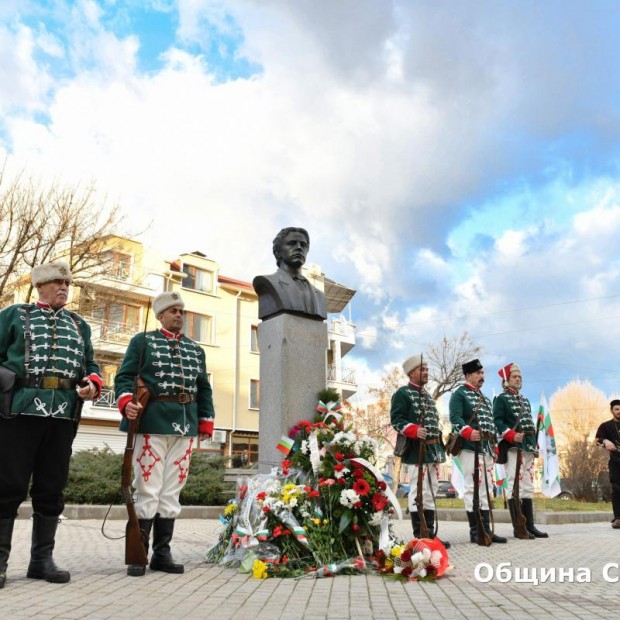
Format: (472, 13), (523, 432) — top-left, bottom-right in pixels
(92, 387), (116, 409)
(327, 364), (356, 385)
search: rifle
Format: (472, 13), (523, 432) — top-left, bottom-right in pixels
(472, 397), (492, 546)
(511, 448), (530, 539)
(121, 304), (151, 566)
(414, 357), (429, 538)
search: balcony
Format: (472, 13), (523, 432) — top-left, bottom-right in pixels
(327, 317), (356, 356)
(327, 364), (357, 401)
(85, 316), (140, 353)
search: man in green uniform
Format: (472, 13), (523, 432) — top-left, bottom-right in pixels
(449, 359), (507, 544)
(115, 291), (215, 576)
(494, 362), (547, 538)
(0, 261), (102, 588)
(391, 354), (450, 548)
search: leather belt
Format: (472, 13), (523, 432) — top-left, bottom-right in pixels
(152, 393), (196, 404)
(17, 376), (78, 390)
(425, 438), (441, 445)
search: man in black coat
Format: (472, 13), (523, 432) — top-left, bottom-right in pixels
(595, 400), (620, 529)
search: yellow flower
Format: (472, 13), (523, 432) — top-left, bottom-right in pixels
(390, 546), (405, 558)
(252, 559), (268, 579)
(224, 503), (238, 517)
(385, 558), (394, 569)
(312, 518), (321, 525)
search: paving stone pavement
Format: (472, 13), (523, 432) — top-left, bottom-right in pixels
(1, 516), (618, 619)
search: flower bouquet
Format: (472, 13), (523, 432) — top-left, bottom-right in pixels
(205, 389), (450, 580)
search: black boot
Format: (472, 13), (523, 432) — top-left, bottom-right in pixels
(522, 498), (548, 538)
(410, 511), (421, 538)
(149, 516), (184, 574)
(424, 509), (451, 549)
(127, 518), (153, 577)
(466, 511), (477, 543)
(507, 499), (534, 539)
(26, 514), (70, 583)
(0, 518), (15, 589)
(482, 510), (507, 543)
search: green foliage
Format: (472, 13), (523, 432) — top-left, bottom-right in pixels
(318, 388), (341, 404)
(64, 448), (229, 506)
(65, 447), (124, 504)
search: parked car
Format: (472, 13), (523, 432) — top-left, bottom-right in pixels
(381, 473), (411, 499)
(435, 480), (457, 499)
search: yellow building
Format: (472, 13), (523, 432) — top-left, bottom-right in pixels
(67, 236), (356, 465)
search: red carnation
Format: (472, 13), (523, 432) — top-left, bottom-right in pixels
(400, 549), (412, 562)
(401, 566), (413, 578)
(334, 464), (345, 472)
(334, 452), (344, 462)
(371, 493), (389, 511)
(352, 469), (364, 479)
(377, 480), (387, 490)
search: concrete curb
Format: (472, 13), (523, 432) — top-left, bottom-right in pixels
(16, 504), (613, 524)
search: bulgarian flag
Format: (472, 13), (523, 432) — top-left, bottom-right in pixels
(494, 463), (508, 491)
(450, 455), (466, 499)
(276, 435), (295, 455)
(536, 395), (562, 498)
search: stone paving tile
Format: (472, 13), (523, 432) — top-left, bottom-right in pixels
(1, 517), (619, 618)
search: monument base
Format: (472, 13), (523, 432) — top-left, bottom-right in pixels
(257, 314), (327, 474)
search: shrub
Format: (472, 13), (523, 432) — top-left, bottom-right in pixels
(64, 447), (229, 505)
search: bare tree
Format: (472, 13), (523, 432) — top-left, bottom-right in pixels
(0, 166), (126, 303)
(425, 332), (481, 400)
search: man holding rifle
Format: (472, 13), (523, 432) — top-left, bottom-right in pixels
(390, 354), (450, 548)
(595, 400), (620, 529)
(0, 261), (102, 588)
(449, 359), (507, 544)
(115, 291), (215, 576)
(494, 362), (547, 539)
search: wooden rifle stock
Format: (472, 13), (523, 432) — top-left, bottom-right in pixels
(511, 448), (530, 539)
(415, 439), (429, 538)
(473, 442), (492, 546)
(122, 416), (148, 566)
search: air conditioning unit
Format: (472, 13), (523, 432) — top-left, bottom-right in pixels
(211, 429), (227, 444)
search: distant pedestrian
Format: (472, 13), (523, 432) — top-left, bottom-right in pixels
(595, 400), (620, 529)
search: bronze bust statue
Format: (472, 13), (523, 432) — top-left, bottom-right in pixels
(253, 227), (327, 321)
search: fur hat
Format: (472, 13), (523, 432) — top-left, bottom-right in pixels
(402, 354), (423, 375)
(498, 362), (520, 382)
(462, 358), (483, 375)
(31, 261), (73, 286)
(153, 291), (185, 316)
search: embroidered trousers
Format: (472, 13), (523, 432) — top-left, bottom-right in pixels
(460, 449), (494, 511)
(132, 434), (194, 519)
(505, 449), (535, 498)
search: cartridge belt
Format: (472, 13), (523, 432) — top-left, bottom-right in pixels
(17, 376), (78, 390)
(152, 393), (196, 404)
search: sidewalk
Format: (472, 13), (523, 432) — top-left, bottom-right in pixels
(2, 516), (618, 619)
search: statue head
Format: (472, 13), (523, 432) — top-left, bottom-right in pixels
(272, 227), (310, 268)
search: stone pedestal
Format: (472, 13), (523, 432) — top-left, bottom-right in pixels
(258, 314), (327, 473)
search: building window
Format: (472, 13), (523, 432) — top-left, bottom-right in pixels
(250, 379), (260, 409)
(183, 311), (213, 344)
(103, 251), (132, 281)
(250, 325), (259, 353)
(93, 302), (141, 340)
(182, 265), (215, 294)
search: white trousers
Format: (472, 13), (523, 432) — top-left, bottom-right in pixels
(407, 463), (440, 513)
(460, 450), (494, 511)
(505, 449), (535, 498)
(133, 434), (194, 519)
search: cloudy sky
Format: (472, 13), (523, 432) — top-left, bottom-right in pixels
(2, 0), (620, 406)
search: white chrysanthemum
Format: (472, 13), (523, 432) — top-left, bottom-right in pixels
(334, 467), (350, 479)
(369, 511), (384, 527)
(300, 440), (309, 454)
(422, 547), (431, 562)
(339, 488), (361, 508)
